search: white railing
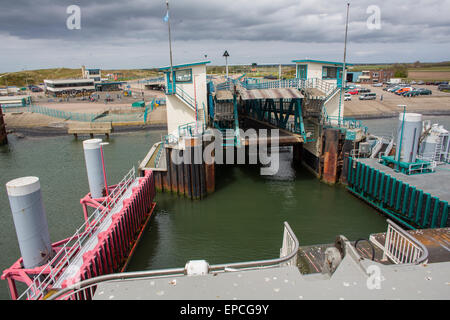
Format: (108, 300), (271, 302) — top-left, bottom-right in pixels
(418, 152), (450, 165)
(408, 160), (436, 174)
(382, 219), (428, 265)
(228, 77), (337, 97)
(48, 222), (299, 300)
(280, 224), (299, 267)
(18, 167), (136, 300)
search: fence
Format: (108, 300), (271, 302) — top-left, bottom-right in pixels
(3, 105), (153, 123)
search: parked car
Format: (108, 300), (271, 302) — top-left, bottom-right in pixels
(387, 85), (404, 92)
(344, 93), (352, 101)
(438, 84), (450, 91)
(31, 87), (43, 92)
(348, 89), (359, 95)
(395, 87), (412, 95)
(402, 90), (420, 97)
(416, 88), (432, 95)
(358, 88), (371, 93)
(372, 83), (383, 87)
(417, 81), (425, 85)
(359, 93), (377, 100)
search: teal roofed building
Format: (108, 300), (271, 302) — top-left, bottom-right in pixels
(292, 59), (354, 88)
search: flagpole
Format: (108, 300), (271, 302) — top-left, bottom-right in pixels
(338, 3), (350, 127)
(166, 0), (174, 93)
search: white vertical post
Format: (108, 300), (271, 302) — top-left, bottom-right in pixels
(83, 139), (105, 199)
(6, 177), (53, 269)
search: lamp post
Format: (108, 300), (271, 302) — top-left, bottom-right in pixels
(396, 104), (407, 172)
(223, 50), (230, 78)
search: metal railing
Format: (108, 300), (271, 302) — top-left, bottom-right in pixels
(175, 87), (198, 112)
(382, 219), (428, 265)
(214, 77), (338, 96)
(18, 105), (149, 123)
(418, 152), (450, 165)
(47, 222), (299, 300)
(18, 167), (136, 300)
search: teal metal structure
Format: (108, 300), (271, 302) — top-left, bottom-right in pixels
(346, 157), (449, 230)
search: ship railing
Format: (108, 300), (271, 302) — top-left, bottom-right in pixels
(380, 219), (428, 265)
(407, 160), (436, 174)
(417, 152), (450, 165)
(47, 222), (299, 300)
(18, 167), (136, 300)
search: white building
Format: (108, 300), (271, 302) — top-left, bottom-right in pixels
(292, 59), (354, 88)
(44, 79), (96, 95)
(82, 66), (102, 82)
(160, 61), (210, 135)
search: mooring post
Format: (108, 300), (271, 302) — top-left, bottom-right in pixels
(83, 139), (106, 199)
(6, 176), (53, 269)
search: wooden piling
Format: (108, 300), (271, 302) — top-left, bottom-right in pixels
(169, 148), (178, 194)
(0, 107), (7, 145)
(154, 170), (163, 192)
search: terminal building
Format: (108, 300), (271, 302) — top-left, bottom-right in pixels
(44, 79), (96, 95)
(82, 66), (102, 82)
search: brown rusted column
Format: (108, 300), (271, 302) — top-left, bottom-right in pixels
(154, 171), (163, 192)
(322, 128), (340, 184)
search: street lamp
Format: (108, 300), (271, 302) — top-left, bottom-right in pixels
(396, 104), (407, 172)
(223, 50), (230, 78)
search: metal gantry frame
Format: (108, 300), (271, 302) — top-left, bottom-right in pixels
(242, 98), (310, 142)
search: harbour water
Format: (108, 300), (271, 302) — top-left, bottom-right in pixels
(1, 115), (449, 299)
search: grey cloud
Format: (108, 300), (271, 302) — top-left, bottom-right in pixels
(0, 0), (449, 71)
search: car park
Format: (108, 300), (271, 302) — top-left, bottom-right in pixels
(359, 92), (377, 100)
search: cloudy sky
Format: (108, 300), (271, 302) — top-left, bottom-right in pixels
(0, 0), (449, 72)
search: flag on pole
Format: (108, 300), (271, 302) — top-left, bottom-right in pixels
(163, 11), (169, 22)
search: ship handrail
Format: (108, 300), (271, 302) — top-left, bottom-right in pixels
(47, 222), (299, 300)
(382, 219), (429, 265)
(17, 167), (137, 300)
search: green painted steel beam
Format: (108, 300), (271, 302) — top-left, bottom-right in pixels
(401, 183), (409, 216)
(431, 197), (440, 228)
(415, 190), (424, 225)
(441, 201), (448, 228)
(408, 187), (416, 219)
(422, 193), (432, 228)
